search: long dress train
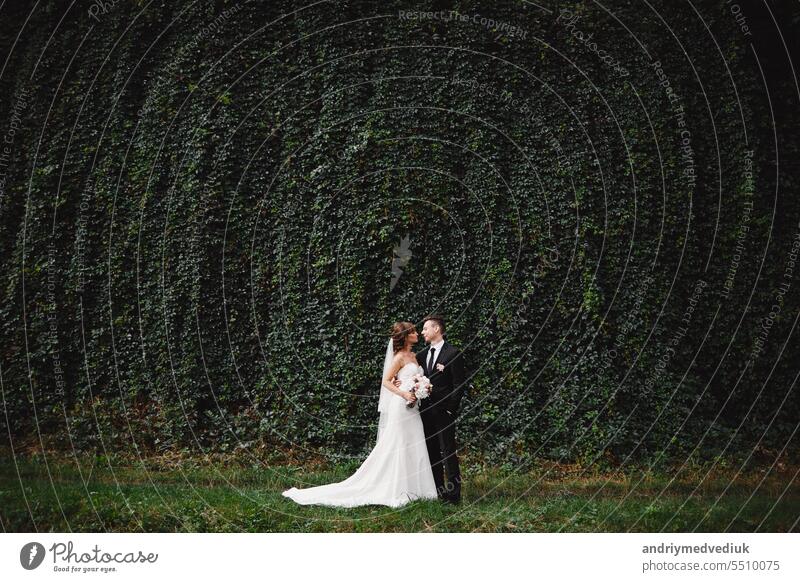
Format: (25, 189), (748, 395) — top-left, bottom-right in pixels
(282, 362), (437, 508)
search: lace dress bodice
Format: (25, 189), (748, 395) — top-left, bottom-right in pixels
(396, 362), (423, 389)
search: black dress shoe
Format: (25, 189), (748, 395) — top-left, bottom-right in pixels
(443, 495), (461, 505)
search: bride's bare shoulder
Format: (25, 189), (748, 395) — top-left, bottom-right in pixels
(393, 352), (414, 367)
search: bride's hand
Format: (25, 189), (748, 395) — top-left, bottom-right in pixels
(402, 391), (416, 403)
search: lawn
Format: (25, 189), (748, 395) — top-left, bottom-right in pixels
(1, 449), (797, 532)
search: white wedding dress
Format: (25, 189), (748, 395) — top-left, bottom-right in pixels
(282, 360), (438, 508)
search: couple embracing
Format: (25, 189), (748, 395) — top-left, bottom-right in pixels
(283, 315), (467, 508)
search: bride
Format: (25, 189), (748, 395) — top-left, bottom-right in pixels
(282, 321), (438, 508)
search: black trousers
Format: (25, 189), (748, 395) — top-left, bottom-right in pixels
(419, 405), (461, 500)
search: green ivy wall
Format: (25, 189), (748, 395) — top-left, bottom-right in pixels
(1, 0), (798, 465)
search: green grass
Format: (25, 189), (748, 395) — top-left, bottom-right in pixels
(1, 449), (798, 532)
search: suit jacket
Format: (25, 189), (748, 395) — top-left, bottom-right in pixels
(416, 340), (467, 417)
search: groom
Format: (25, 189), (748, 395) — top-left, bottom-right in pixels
(414, 314), (467, 504)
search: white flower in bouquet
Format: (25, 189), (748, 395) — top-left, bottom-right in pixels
(406, 374), (432, 408)
(414, 374), (432, 399)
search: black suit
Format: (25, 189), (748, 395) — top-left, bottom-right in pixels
(416, 340), (467, 502)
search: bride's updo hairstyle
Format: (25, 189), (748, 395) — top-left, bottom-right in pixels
(391, 321), (415, 353)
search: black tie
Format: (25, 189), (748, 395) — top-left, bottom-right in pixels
(428, 347), (436, 375)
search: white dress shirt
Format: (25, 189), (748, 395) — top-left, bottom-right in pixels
(427, 339), (445, 372)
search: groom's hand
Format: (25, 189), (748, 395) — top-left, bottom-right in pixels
(393, 378), (401, 388)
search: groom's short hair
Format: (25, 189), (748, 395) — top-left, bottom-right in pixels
(423, 314), (445, 334)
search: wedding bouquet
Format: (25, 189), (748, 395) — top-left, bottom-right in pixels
(406, 374), (432, 408)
